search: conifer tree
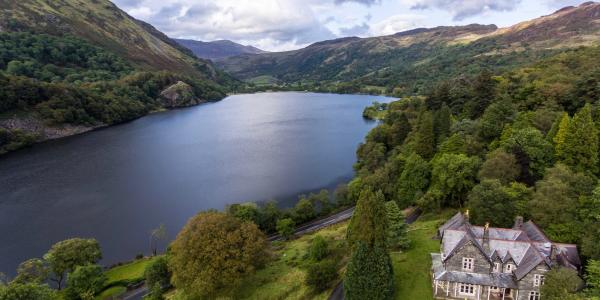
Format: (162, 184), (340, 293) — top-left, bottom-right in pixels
(344, 242), (394, 300)
(384, 201), (410, 250)
(414, 111), (435, 160)
(553, 112), (570, 158)
(560, 104), (598, 174)
(347, 189), (388, 248)
(434, 103), (452, 144)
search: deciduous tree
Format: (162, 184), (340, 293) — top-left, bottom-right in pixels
(43, 238), (102, 290)
(169, 212), (268, 299)
(65, 265), (106, 300)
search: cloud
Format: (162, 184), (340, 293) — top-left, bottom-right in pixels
(404, 0), (521, 20)
(334, 0), (382, 6)
(113, 0), (336, 51)
(339, 23), (371, 36)
(369, 14), (426, 36)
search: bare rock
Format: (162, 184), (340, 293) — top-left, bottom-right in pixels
(159, 81), (204, 108)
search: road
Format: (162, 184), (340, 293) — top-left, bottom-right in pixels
(268, 207), (355, 241)
(327, 208), (422, 300)
(122, 207), (356, 299)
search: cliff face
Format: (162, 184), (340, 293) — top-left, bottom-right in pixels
(160, 81), (205, 108)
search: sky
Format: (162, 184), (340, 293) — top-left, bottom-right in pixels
(112, 0), (587, 51)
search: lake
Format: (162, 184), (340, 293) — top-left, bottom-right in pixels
(0, 92), (391, 275)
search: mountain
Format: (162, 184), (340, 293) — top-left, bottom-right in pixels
(0, 0), (219, 79)
(175, 39), (266, 61)
(218, 2), (600, 94)
(0, 0), (238, 155)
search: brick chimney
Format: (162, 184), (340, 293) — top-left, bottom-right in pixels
(513, 216), (524, 230)
(483, 222), (490, 254)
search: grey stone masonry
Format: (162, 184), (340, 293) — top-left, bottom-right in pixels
(431, 212), (581, 300)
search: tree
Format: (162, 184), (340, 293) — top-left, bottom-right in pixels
(306, 260), (337, 292)
(65, 265), (107, 300)
(387, 112), (411, 147)
(150, 224), (167, 256)
(530, 164), (595, 243)
(347, 189), (388, 248)
(434, 104), (452, 144)
(292, 197), (316, 224)
(145, 256), (171, 290)
(257, 200), (281, 233)
(500, 126), (554, 184)
(169, 212), (268, 299)
(13, 258), (48, 284)
(0, 282), (56, 300)
(541, 267), (583, 300)
(560, 104), (599, 174)
(384, 201), (409, 250)
(469, 69), (496, 118)
(344, 243), (394, 300)
(276, 218), (295, 240)
(414, 111), (435, 160)
(586, 260), (600, 296)
(579, 186), (600, 260)
(430, 153), (480, 208)
(397, 153), (430, 207)
(467, 180), (516, 228)
(308, 235), (329, 261)
(479, 99), (515, 141)
(553, 112), (571, 156)
(43, 238), (102, 289)
(478, 149), (520, 184)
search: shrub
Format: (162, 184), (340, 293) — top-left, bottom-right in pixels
(308, 235), (329, 261)
(305, 260), (338, 292)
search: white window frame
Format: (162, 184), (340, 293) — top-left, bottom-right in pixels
(462, 257), (474, 271)
(533, 274), (545, 287)
(493, 262), (501, 273)
(528, 291), (540, 300)
(459, 283), (476, 296)
(504, 263), (515, 273)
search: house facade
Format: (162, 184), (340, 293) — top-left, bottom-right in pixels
(431, 211), (581, 300)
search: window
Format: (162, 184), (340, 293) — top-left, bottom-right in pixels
(533, 274), (545, 287)
(490, 286), (500, 292)
(459, 283), (475, 295)
(493, 262), (501, 273)
(505, 263), (515, 273)
(528, 291), (540, 300)
(462, 258), (474, 271)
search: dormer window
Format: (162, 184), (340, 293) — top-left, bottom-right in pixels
(462, 258), (474, 271)
(493, 262), (501, 273)
(505, 263), (515, 273)
(534, 274), (545, 287)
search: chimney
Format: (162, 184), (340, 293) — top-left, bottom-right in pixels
(550, 244), (559, 265)
(483, 222), (490, 254)
(513, 216), (524, 230)
(464, 209), (470, 222)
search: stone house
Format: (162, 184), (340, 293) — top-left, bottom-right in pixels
(431, 211), (581, 300)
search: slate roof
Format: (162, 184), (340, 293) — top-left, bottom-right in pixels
(432, 254), (517, 289)
(436, 212), (581, 282)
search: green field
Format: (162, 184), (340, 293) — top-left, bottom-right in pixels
(96, 256), (159, 299)
(392, 211), (454, 300)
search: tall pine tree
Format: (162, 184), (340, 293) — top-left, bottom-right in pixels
(347, 189), (388, 248)
(414, 110), (435, 160)
(560, 104), (598, 174)
(553, 112), (570, 157)
(344, 242), (394, 300)
(434, 103), (452, 145)
(384, 201), (410, 250)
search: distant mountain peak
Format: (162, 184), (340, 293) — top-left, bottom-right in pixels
(174, 38), (266, 61)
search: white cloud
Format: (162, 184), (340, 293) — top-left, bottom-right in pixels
(369, 14), (426, 36)
(403, 0), (522, 20)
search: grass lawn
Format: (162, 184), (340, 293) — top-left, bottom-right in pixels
(168, 222), (349, 300)
(392, 211), (455, 300)
(96, 256), (160, 299)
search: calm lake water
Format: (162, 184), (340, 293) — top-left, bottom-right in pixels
(0, 92), (391, 275)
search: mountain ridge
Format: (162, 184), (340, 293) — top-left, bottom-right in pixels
(218, 2), (600, 94)
(175, 38), (266, 61)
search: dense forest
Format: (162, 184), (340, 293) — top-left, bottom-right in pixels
(344, 45), (600, 299)
(0, 32), (228, 154)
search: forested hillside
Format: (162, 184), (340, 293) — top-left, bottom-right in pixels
(219, 2), (600, 96)
(344, 45), (600, 298)
(0, 0), (238, 155)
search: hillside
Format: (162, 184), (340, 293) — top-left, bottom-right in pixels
(175, 39), (266, 61)
(0, 0), (236, 155)
(218, 2), (600, 95)
(0, 0), (220, 79)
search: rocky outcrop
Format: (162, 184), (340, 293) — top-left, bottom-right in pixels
(0, 116), (96, 140)
(159, 81), (205, 108)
